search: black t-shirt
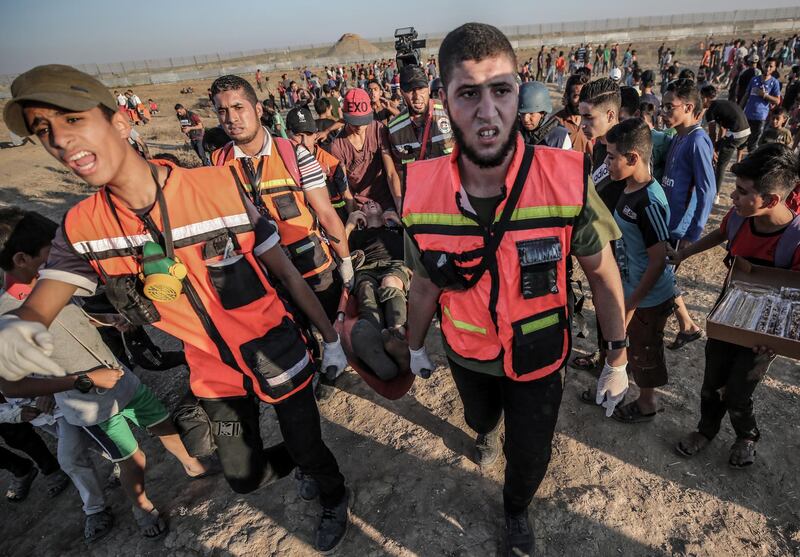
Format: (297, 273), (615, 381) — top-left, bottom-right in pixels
(374, 108), (392, 123)
(349, 226), (404, 265)
(465, 192), (503, 227)
(316, 118), (339, 148)
(591, 141), (626, 212)
(735, 68), (757, 104)
(782, 80), (800, 110)
(705, 100), (749, 132)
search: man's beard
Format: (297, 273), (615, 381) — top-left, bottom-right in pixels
(451, 118), (518, 169)
(231, 126), (259, 146)
(565, 101), (580, 116)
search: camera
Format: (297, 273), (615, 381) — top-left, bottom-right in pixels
(394, 27), (427, 69)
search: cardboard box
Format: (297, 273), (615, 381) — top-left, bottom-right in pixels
(706, 257), (800, 360)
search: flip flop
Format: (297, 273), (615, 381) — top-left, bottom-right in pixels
(570, 351), (602, 372)
(675, 432), (711, 457)
(729, 438), (757, 469)
(667, 330), (704, 350)
(45, 469), (71, 497)
(611, 401), (658, 424)
(132, 507), (168, 539)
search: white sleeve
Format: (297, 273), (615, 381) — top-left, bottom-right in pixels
(295, 146), (327, 192)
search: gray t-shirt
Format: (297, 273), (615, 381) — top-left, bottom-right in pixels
(0, 291), (139, 427)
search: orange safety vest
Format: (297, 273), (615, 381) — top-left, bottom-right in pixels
(62, 161), (313, 402)
(313, 147), (346, 211)
(211, 138), (333, 279)
(402, 136), (587, 381)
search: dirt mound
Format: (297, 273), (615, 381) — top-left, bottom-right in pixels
(326, 33), (381, 58)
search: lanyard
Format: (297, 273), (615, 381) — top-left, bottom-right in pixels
(104, 163), (176, 260)
(416, 101), (435, 162)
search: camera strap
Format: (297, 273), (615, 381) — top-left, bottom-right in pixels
(461, 143), (534, 289)
(104, 163), (176, 261)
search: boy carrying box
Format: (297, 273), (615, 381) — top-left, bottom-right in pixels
(670, 143), (800, 467)
(600, 118), (676, 423)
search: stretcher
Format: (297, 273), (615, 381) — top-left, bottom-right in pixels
(334, 289), (415, 400)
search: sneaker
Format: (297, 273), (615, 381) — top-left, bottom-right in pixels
(505, 510), (534, 557)
(84, 509), (114, 544)
(315, 490), (350, 554)
(295, 469), (320, 501)
(475, 427), (501, 467)
(6, 466), (38, 502)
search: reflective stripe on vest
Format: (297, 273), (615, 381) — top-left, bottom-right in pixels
(211, 140), (333, 279)
(403, 138), (587, 381)
(63, 161), (313, 403)
(387, 100), (454, 165)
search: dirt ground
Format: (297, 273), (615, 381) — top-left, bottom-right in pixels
(0, 57), (799, 557)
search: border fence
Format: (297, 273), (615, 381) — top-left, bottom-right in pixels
(1, 7), (798, 96)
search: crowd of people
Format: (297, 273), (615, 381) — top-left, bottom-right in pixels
(1, 22), (799, 557)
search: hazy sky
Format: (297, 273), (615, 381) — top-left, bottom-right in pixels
(2, 0), (798, 74)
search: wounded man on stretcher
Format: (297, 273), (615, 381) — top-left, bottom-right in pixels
(345, 200), (410, 380)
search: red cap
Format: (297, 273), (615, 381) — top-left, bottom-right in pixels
(342, 88), (373, 126)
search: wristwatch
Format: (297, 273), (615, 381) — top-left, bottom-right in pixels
(74, 373), (94, 394)
(603, 337), (630, 351)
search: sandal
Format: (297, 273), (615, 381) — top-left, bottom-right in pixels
(729, 438), (757, 469)
(570, 351), (602, 372)
(667, 329), (704, 350)
(611, 401), (658, 424)
(132, 506), (168, 539)
(6, 467), (38, 502)
(579, 388), (598, 405)
(84, 509), (114, 544)
(675, 432), (710, 457)
(45, 469), (70, 497)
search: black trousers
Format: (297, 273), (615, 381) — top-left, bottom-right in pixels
(715, 135), (749, 191)
(746, 119), (766, 153)
(697, 339), (770, 442)
(0, 422), (60, 477)
(449, 360), (564, 515)
(200, 381), (345, 506)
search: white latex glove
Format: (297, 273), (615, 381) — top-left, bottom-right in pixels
(596, 361), (629, 417)
(0, 316), (65, 381)
(409, 346), (434, 379)
(338, 256), (354, 288)
(322, 335), (348, 381)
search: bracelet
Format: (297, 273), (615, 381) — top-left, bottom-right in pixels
(603, 337), (630, 350)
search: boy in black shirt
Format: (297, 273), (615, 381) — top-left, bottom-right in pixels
(346, 200), (409, 379)
(701, 85), (750, 192)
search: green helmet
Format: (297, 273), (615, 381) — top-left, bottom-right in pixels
(518, 81), (552, 114)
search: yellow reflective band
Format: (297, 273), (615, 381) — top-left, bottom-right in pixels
(444, 307), (486, 335)
(501, 205), (582, 222)
(401, 158), (416, 164)
(402, 213), (477, 227)
(443, 147), (453, 154)
(262, 178), (295, 187)
(332, 200), (346, 208)
(520, 313), (559, 335)
(433, 103), (444, 110)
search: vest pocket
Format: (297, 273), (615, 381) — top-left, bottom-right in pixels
(511, 308), (567, 376)
(240, 317), (312, 398)
(517, 237), (562, 299)
(285, 234), (328, 276)
(273, 193), (302, 220)
(206, 255), (267, 309)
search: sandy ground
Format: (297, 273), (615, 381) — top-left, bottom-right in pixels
(0, 69), (799, 557)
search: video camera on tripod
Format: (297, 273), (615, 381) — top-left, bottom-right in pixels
(394, 27), (427, 69)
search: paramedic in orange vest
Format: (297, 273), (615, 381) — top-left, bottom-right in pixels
(0, 65), (350, 553)
(285, 105), (352, 224)
(402, 24), (630, 557)
(208, 75), (352, 321)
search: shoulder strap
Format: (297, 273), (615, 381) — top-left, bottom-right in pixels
(775, 213), (800, 269)
(212, 142), (233, 167)
(462, 144), (535, 289)
(725, 210), (746, 248)
(273, 137), (302, 186)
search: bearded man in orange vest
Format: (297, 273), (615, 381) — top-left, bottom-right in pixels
(0, 65), (350, 553)
(402, 24), (630, 557)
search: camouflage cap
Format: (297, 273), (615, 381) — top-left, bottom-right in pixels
(3, 64), (116, 136)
